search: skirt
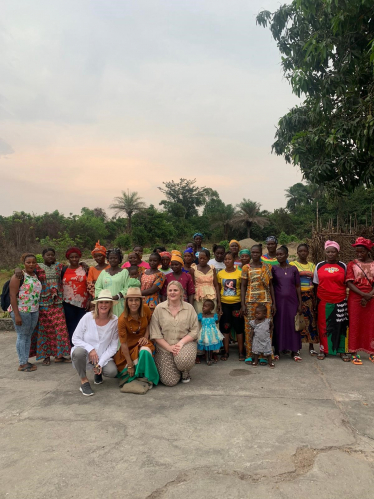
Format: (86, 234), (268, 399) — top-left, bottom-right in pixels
(348, 290), (374, 354)
(318, 299), (348, 355)
(115, 342), (159, 386)
(300, 290), (319, 343)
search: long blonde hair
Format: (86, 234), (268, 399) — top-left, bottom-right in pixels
(92, 301), (114, 320)
(167, 280), (184, 306)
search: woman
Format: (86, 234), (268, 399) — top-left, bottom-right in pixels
(121, 251), (148, 271)
(217, 252), (245, 361)
(150, 281), (199, 386)
(63, 247), (90, 344)
(314, 241), (350, 361)
(71, 289), (119, 397)
(8, 253), (42, 372)
(114, 280), (159, 392)
(190, 249), (221, 315)
(241, 244), (275, 363)
(183, 248), (195, 273)
(193, 233), (207, 263)
(229, 240), (241, 266)
(208, 244), (226, 273)
(95, 248), (130, 317)
(346, 237), (374, 364)
(272, 246), (302, 361)
(238, 249), (251, 271)
(87, 241), (110, 298)
(140, 252), (166, 312)
(161, 254), (195, 304)
(159, 251), (173, 275)
(261, 236), (280, 266)
(290, 244), (318, 355)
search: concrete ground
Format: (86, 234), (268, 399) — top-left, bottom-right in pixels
(1, 333), (374, 499)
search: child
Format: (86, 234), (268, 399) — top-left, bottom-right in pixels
(128, 265), (140, 281)
(197, 299), (224, 366)
(208, 244), (226, 273)
(250, 304), (275, 369)
(159, 252), (173, 275)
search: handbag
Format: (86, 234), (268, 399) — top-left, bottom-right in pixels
(295, 313), (306, 332)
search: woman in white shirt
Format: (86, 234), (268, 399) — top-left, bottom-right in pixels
(71, 289), (119, 396)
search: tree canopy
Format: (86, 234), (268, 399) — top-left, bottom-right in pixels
(158, 178), (211, 218)
(257, 0), (374, 192)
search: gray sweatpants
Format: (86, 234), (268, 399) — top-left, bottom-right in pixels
(72, 347), (118, 379)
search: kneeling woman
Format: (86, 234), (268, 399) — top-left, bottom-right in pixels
(71, 290), (119, 396)
(114, 280), (159, 391)
(150, 281), (199, 386)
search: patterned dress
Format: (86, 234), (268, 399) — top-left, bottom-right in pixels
(241, 263), (273, 358)
(30, 263), (71, 359)
(197, 313), (223, 352)
(289, 261), (318, 343)
(62, 267), (89, 342)
(193, 266), (217, 314)
(140, 271), (165, 312)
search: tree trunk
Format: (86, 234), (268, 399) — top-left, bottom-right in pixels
(246, 222), (251, 238)
(127, 216), (132, 234)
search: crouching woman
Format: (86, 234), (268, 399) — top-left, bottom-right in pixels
(71, 289), (119, 397)
(150, 281), (199, 386)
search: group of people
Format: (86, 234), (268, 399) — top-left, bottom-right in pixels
(6, 232), (374, 396)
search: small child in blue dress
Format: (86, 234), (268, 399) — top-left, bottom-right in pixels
(250, 304), (275, 369)
(197, 299), (224, 365)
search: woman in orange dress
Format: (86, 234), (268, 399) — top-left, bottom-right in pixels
(140, 253), (165, 313)
(87, 241), (110, 298)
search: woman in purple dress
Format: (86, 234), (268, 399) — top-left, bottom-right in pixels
(272, 246), (303, 362)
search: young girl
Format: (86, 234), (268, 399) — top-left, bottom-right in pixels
(250, 304), (275, 368)
(140, 253), (165, 313)
(183, 248), (195, 273)
(159, 252), (173, 275)
(208, 244), (226, 273)
(190, 249), (221, 315)
(238, 249), (251, 271)
(197, 299), (224, 365)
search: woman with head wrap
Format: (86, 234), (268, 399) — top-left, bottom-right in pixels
(238, 249), (251, 271)
(161, 254), (195, 305)
(229, 240), (241, 266)
(313, 241), (350, 361)
(261, 236), (281, 266)
(62, 247), (90, 344)
(95, 248), (130, 317)
(159, 251), (173, 275)
(87, 241), (110, 298)
(346, 237), (374, 364)
(183, 247), (195, 273)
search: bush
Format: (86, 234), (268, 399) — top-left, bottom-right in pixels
(113, 234), (132, 250)
(218, 240), (229, 251)
(279, 232), (298, 245)
(35, 254), (43, 263)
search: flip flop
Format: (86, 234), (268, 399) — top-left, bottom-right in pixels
(54, 357), (72, 363)
(244, 357), (253, 365)
(293, 355), (302, 362)
(309, 349), (318, 356)
(369, 355), (374, 363)
(351, 355), (362, 365)
(340, 353), (352, 362)
(42, 358), (51, 366)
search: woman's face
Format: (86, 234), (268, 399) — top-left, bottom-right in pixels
(93, 253), (106, 265)
(297, 246), (309, 261)
(43, 250), (55, 265)
(98, 301), (111, 315)
(224, 254), (234, 268)
(251, 247), (261, 262)
(214, 248), (225, 262)
(325, 247), (339, 262)
(194, 235), (203, 247)
(149, 255), (160, 269)
(127, 297), (141, 312)
(171, 261), (182, 274)
(229, 242), (239, 255)
(240, 253), (251, 266)
(167, 284), (182, 301)
(128, 253), (139, 266)
(267, 241), (277, 254)
(198, 253), (209, 267)
(276, 249), (288, 263)
(24, 257), (37, 273)
(133, 246), (143, 258)
(161, 256), (171, 269)
(108, 252), (120, 267)
(355, 246), (369, 261)
(183, 252), (194, 265)
(68, 252), (80, 267)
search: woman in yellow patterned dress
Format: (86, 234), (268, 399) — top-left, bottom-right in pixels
(240, 244), (275, 364)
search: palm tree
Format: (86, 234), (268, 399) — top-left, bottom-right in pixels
(109, 190), (146, 233)
(232, 199), (269, 238)
(209, 203), (237, 240)
(284, 183), (311, 211)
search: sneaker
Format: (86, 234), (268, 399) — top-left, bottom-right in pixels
(94, 373), (103, 385)
(181, 372), (191, 384)
(79, 382), (94, 396)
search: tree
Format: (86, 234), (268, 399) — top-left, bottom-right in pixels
(232, 199), (269, 238)
(158, 179), (210, 218)
(203, 198), (237, 240)
(257, 0), (374, 193)
(285, 183), (312, 212)
(109, 190), (146, 233)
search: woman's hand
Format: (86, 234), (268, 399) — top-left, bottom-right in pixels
(88, 349), (99, 365)
(217, 305), (222, 316)
(15, 314), (22, 326)
(93, 364), (102, 375)
(128, 365), (135, 377)
(240, 304), (247, 317)
(171, 343), (183, 356)
(297, 304), (303, 315)
(271, 304), (276, 316)
(361, 293), (373, 301)
(138, 336), (148, 346)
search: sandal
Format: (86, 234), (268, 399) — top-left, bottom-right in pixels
(309, 349), (318, 356)
(293, 355), (302, 362)
(269, 362), (275, 369)
(244, 357), (253, 365)
(54, 357), (72, 363)
(220, 352), (230, 361)
(259, 359), (268, 366)
(351, 354), (362, 365)
(238, 354), (245, 362)
(18, 363), (37, 372)
(369, 355), (374, 363)
(274, 355), (280, 361)
(340, 353), (351, 363)
(195, 356), (201, 364)
(212, 353), (219, 364)
(317, 352), (325, 360)
(42, 357), (51, 366)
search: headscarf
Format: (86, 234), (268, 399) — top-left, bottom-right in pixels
(65, 247), (82, 259)
(171, 255), (184, 265)
(184, 247), (194, 254)
(239, 249), (251, 256)
(324, 240), (340, 252)
(229, 239), (241, 250)
(352, 237), (374, 250)
(160, 251), (171, 259)
(91, 240), (106, 257)
(193, 232), (204, 239)
(266, 236), (278, 244)
(171, 250), (182, 257)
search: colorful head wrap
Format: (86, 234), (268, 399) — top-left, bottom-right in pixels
(171, 250), (182, 257)
(229, 239), (241, 250)
(193, 233), (204, 239)
(352, 237), (374, 250)
(325, 240), (340, 252)
(266, 236), (278, 244)
(91, 240), (106, 257)
(184, 247), (194, 254)
(160, 251), (171, 259)
(65, 247), (82, 259)
(239, 249), (251, 256)
(171, 255), (184, 265)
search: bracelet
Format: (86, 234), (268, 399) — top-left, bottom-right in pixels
(128, 365), (134, 369)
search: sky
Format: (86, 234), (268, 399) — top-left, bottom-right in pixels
(0, 0), (302, 217)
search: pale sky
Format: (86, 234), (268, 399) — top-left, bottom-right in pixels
(1, 0), (302, 217)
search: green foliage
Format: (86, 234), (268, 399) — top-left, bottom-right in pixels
(39, 233), (83, 258)
(279, 232), (298, 245)
(35, 254), (43, 263)
(218, 240), (230, 251)
(257, 0), (374, 192)
(131, 206), (176, 246)
(109, 190), (146, 232)
(158, 178), (212, 219)
(113, 234), (132, 250)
